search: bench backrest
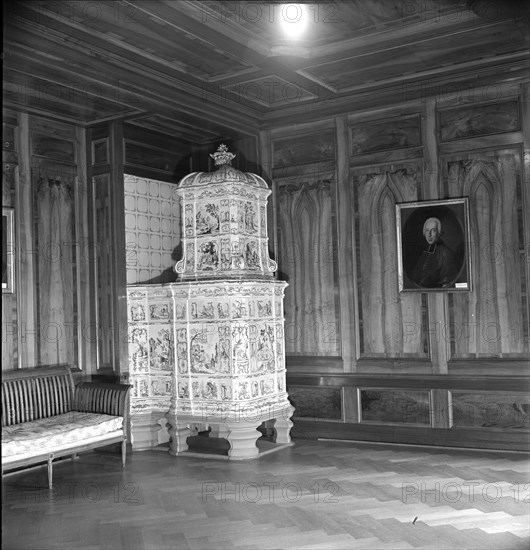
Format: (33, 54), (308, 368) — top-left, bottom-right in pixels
(2, 365), (75, 427)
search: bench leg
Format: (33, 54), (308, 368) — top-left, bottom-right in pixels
(121, 439), (127, 468)
(47, 454), (54, 489)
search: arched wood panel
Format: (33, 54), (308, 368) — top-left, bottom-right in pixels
(276, 170), (341, 356)
(352, 164), (428, 359)
(445, 149), (528, 359)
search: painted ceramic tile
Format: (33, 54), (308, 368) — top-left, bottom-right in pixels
(129, 327), (148, 372)
(149, 302), (172, 321)
(237, 381), (251, 400)
(175, 302), (187, 320)
(178, 381), (190, 399)
(189, 327), (220, 374)
(217, 328), (231, 374)
(257, 300), (273, 317)
(196, 202), (220, 235)
(234, 360), (250, 375)
(260, 205), (266, 236)
(129, 302), (146, 322)
(185, 242), (194, 268)
(197, 379), (218, 400)
(197, 301), (216, 319)
(243, 201), (258, 234)
(197, 240), (219, 270)
(148, 326), (174, 371)
(185, 212), (194, 236)
(220, 382), (232, 400)
(151, 377), (173, 397)
(131, 379), (139, 398)
(276, 342), (284, 365)
(256, 325), (275, 362)
(237, 201), (245, 232)
(245, 240), (261, 269)
(191, 380), (201, 399)
(260, 377), (275, 396)
(232, 325), (249, 363)
(138, 378), (150, 398)
(220, 199), (230, 228)
(217, 301), (230, 319)
(219, 238), (231, 269)
(176, 341), (189, 374)
(232, 299), (249, 319)
(130, 399), (151, 413)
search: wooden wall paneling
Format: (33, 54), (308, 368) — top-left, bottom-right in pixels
(287, 373), (530, 450)
(273, 131), (335, 167)
(335, 117), (355, 372)
(29, 117), (80, 365)
(91, 172), (114, 371)
(110, 121), (128, 379)
(352, 161), (428, 362)
(342, 386), (359, 423)
(258, 129), (277, 268)
(15, 113), (36, 368)
(423, 98), (451, 426)
(75, 126), (92, 373)
(522, 82), (530, 359)
(350, 114), (422, 156)
(275, 161), (341, 357)
(336, 116), (358, 421)
(231, 135), (260, 174)
(88, 123), (115, 374)
(87, 122), (128, 378)
(32, 160), (78, 367)
(443, 147), (528, 360)
(439, 132), (524, 155)
(123, 124), (189, 183)
(438, 99), (520, 142)
(29, 116), (81, 368)
(269, 119), (336, 142)
(2, 115), (18, 370)
(290, 419), (529, 451)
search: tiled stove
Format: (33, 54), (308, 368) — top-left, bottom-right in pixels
(127, 145), (294, 459)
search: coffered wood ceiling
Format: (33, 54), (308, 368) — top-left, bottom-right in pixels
(3, 0), (529, 144)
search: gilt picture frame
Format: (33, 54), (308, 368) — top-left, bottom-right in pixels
(2, 207), (15, 294)
(396, 198), (471, 292)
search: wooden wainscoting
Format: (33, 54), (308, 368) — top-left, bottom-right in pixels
(286, 369), (530, 452)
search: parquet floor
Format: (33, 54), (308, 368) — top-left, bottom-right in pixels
(2, 438), (529, 550)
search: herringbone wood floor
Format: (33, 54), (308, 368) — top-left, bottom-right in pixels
(2, 439), (529, 550)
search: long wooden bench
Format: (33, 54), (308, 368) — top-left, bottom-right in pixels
(2, 365), (132, 488)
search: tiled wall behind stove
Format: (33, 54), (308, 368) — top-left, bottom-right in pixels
(124, 175), (180, 285)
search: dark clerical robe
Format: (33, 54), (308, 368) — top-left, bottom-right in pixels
(409, 240), (459, 288)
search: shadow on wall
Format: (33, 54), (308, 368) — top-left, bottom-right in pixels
(139, 244), (182, 285)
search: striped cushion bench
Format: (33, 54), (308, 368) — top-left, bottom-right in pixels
(2, 365), (132, 488)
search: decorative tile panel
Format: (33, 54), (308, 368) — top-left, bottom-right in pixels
(124, 175), (180, 285)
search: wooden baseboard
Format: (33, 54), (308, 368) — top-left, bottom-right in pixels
(291, 420), (530, 451)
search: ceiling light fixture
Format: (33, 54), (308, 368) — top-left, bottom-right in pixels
(279, 3), (308, 40)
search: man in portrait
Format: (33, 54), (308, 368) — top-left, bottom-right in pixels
(409, 217), (459, 288)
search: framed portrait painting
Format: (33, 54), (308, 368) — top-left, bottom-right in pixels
(2, 207), (15, 293)
(396, 198), (471, 292)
